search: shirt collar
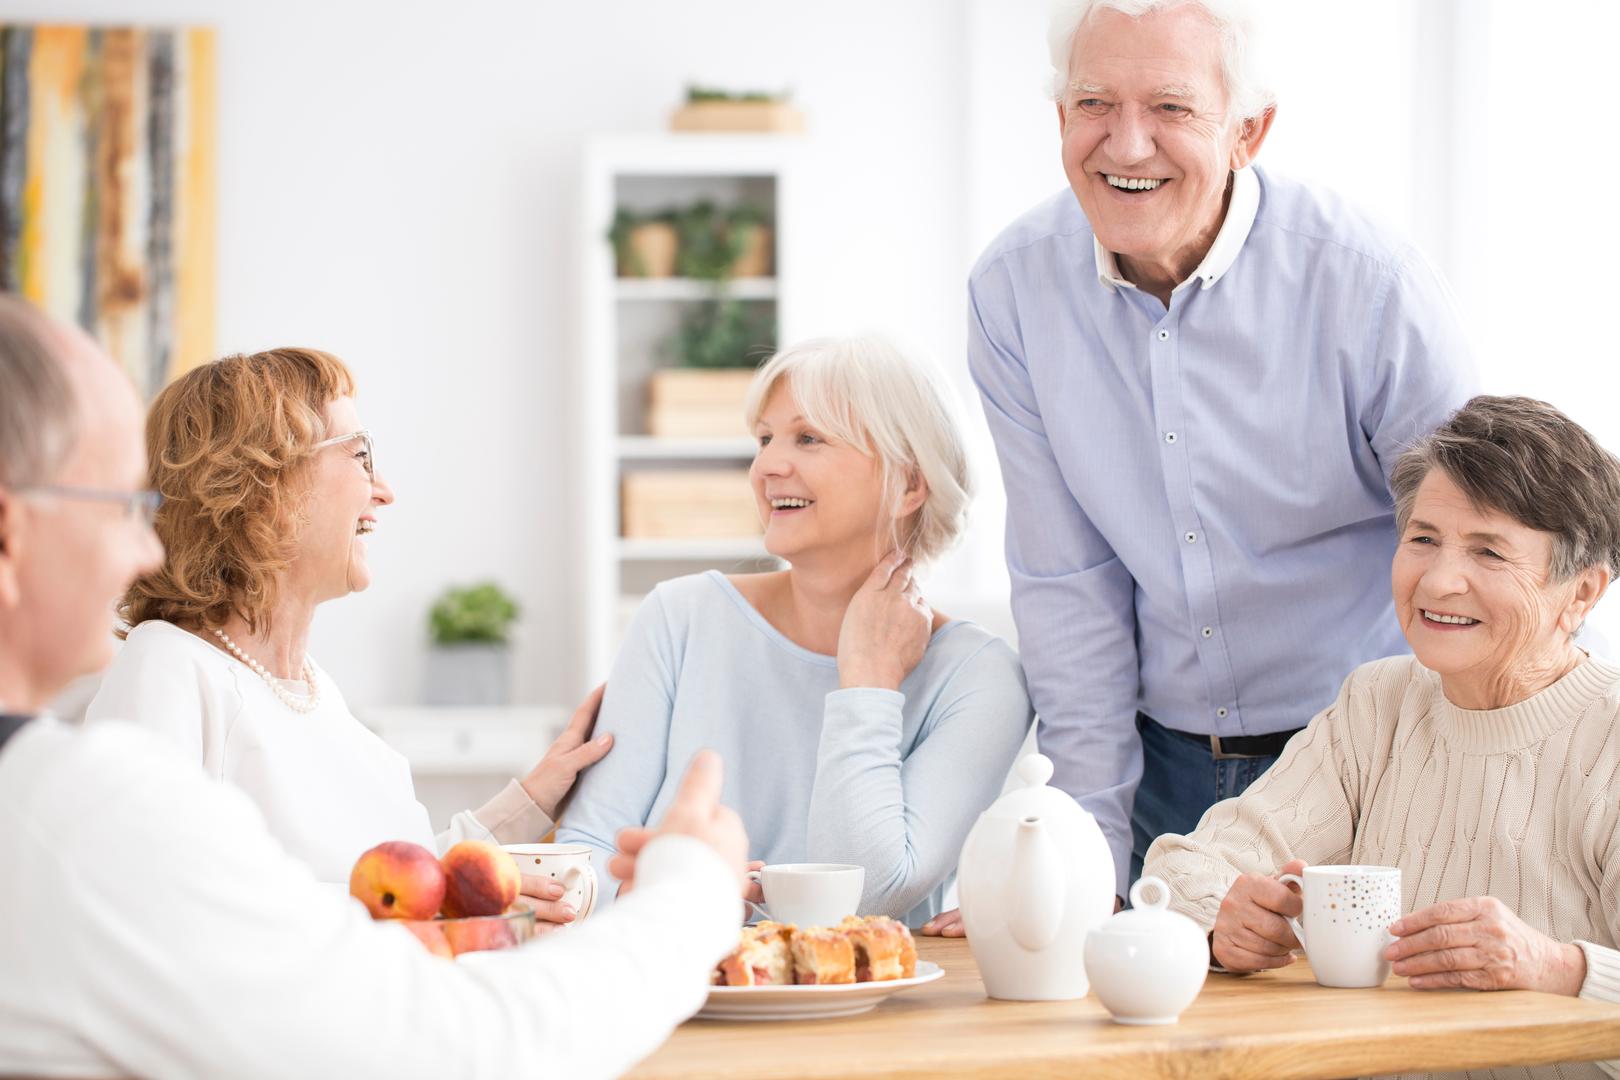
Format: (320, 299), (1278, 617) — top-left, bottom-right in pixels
(1094, 165), (1260, 294)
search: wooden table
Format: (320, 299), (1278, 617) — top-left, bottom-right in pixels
(627, 937), (1620, 1079)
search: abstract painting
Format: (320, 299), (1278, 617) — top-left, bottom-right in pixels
(0, 25), (215, 400)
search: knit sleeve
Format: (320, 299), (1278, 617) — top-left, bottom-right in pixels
(1142, 663), (1381, 930)
(1578, 762), (1620, 1009)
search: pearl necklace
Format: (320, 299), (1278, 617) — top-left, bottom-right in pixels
(212, 628), (321, 714)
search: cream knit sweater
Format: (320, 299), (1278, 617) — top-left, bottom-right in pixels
(1144, 654), (1620, 1080)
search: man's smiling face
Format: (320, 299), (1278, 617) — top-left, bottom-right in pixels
(1057, 4), (1250, 281)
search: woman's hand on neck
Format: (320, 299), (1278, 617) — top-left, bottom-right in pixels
(833, 550), (932, 691)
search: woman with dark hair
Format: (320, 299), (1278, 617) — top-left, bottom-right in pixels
(1147, 396), (1620, 1074)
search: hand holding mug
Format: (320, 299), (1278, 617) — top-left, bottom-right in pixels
(519, 683), (613, 819)
(1211, 858), (1306, 972)
(836, 550), (931, 691)
(1387, 896), (1587, 995)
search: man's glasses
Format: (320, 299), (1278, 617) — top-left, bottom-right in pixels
(18, 485), (163, 528)
(313, 429), (375, 480)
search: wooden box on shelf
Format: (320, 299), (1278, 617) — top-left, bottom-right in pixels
(670, 102), (805, 134)
(646, 368), (757, 438)
(621, 469), (760, 540)
(732, 226), (774, 277)
(618, 221), (678, 278)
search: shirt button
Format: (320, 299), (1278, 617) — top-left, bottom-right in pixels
(1184, 531), (1197, 544)
(1157, 329), (1170, 341)
(1217, 707), (1229, 719)
(1202, 626), (1213, 638)
(1164, 431), (1178, 444)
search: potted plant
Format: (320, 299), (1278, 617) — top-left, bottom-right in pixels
(424, 582), (519, 706)
(672, 200), (773, 280)
(608, 207), (678, 278)
(670, 85), (805, 133)
(644, 199), (777, 438)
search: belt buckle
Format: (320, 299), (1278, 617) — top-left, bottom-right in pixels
(1209, 734), (1252, 762)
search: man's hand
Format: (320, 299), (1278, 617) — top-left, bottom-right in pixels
(519, 684), (612, 819)
(1387, 896), (1587, 995)
(1211, 858), (1306, 971)
(920, 908), (966, 938)
(608, 750), (748, 896)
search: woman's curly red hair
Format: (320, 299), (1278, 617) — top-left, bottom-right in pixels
(118, 347), (356, 636)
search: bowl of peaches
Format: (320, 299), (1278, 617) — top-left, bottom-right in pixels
(349, 837), (536, 959)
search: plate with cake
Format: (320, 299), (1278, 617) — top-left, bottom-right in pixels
(699, 915), (943, 1021)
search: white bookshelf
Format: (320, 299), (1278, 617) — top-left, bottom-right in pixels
(615, 277), (778, 302)
(581, 135), (802, 677)
(614, 436), (758, 460)
(616, 537), (773, 561)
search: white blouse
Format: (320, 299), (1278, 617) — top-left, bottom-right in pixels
(86, 620), (552, 882)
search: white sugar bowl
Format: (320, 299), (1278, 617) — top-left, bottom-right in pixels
(1083, 875), (1209, 1024)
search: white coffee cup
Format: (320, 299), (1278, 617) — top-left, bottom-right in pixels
(503, 843), (598, 921)
(747, 863), (864, 927)
(1277, 864), (1402, 988)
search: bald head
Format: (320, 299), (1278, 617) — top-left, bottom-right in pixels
(0, 297), (79, 489)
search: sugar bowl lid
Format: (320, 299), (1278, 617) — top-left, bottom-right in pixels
(1094, 875), (1194, 937)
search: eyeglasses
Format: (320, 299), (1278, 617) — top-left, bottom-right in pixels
(313, 429), (375, 480)
(18, 485), (163, 528)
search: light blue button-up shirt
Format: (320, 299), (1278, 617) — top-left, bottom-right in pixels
(967, 166), (1477, 893)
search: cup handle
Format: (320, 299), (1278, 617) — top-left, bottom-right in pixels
(744, 869), (768, 923)
(564, 865), (597, 920)
(1277, 872), (1307, 952)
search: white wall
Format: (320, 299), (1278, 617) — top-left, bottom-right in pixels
(8, 0), (987, 705)
(12, 0), (1618, 703)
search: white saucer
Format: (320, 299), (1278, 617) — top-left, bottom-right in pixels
(695, 961), (944, 1021)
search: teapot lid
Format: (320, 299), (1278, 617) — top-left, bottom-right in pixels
(983, 753), (1092, 822)
(1092, 876), (1199, 937)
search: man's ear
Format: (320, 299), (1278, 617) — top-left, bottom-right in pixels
(1229, 105), (1276, 170)
(0, 488), (22, 609)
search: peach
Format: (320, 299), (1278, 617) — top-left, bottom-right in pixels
(442, 917), (519, 957)
(440, 839), (520, 918)
(403, 919), (454, 960)
(349, 841), (446, 920)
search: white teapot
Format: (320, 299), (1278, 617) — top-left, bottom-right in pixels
(957, 753), (1116, 1000)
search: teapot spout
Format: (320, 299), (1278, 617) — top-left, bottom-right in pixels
(1004, 816), (1066, 952)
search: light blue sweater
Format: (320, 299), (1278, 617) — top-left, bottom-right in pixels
(557, 571), (1033, 927)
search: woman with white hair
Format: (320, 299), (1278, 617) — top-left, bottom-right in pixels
(557, 337), (1033, 925)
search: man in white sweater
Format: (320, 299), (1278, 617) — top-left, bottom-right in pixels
(0, 295), (746, 1079)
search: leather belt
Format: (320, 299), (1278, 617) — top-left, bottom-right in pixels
(1163, 722), (1302, 761)
(1206, 730), (1301, 760)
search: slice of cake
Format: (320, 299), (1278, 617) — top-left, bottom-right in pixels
(839, 915), (917, 981)
(790, 927), (856, 985)
(714, 921), (795, 986)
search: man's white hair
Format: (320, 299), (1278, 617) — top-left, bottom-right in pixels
(1048, 0), (1276, 121)
(743, 336), (972, 566)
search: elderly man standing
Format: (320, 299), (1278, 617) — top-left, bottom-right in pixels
(937, 0), (1476, 918)
(0, 294), (746, 1079)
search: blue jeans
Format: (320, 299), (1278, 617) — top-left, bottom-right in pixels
(1128, 713), (1281, 888)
